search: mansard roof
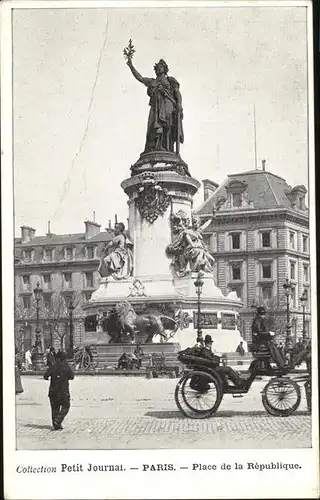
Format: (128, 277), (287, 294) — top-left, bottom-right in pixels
(196, 169), (308, 215)
(14, 230), (114, 247)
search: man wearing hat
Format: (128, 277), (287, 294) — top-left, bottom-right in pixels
(44, 350), (74, 430)
(251, 307), (286, 367)
(251, 306), (269, 353)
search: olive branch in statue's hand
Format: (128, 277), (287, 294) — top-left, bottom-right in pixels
(123, 39), (136, 62)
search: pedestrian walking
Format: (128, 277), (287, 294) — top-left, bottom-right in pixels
(15, 347), (24, 395)
(43, 350), (74, 430)
(46, 347), (56, 367)
(25, 348), (32, 370)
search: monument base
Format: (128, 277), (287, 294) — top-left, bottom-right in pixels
(93, 342), (181, 370)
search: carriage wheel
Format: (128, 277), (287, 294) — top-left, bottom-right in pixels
(81, 351), (91, 370)
(175, 370), (223, 419)
(262, 378), (301, 416)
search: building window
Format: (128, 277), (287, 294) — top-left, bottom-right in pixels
(85, 272), (94, 288)
(261, 231), (271, 248)
(262, 262), (272, 279)
(84, 291), (92, 301)
(43, 296), (51, 309)
(231, 233), (241, 250)
(63, 272), (72, 288)
(232, 193), (242, 207)
(230, 286), (242, 300)
(65, 247), (73, 260)
(289, 232), (295, 250)
(87, 247), (95, 259)
(22, 296), (31, 309)
(298, 197), (304, 210)
(302, 235), (308, 253)
(22, 275), (30, 286)
(303, 265), (309, 283)
(261, 285), (273, 300)
(23, 250), (32, 262)
(43, 274), (51, 290)
(291, 286), (296, 308)
(304, 289), (310, 309)
(45, 248), (54, 261)
(231, 264), (241, 280)
(290, 261), (296, 280)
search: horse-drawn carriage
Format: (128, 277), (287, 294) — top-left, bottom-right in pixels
(175, 341), (311, 418)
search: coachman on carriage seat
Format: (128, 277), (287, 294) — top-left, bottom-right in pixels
(251, 306), (286, 368)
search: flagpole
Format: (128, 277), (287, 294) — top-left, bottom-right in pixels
(253, 103), (258, 170)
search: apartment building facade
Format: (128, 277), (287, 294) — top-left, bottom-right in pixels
(14, 220), (114, 352)
(197, 167), (310, 345)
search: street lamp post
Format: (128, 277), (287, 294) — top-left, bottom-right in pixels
(300, 289), (308, 345)
(194, 271), (204, 345)
(67, 302), (75, 358)
(33, 281), (44, 369)
(283, 278), (293, 351)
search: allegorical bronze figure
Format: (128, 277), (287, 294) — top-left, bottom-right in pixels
(124, 40), (184, 154)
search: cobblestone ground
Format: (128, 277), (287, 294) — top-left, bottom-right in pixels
(16, 375), (311, 450)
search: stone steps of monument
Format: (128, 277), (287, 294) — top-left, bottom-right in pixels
(91, 343), (182, 370)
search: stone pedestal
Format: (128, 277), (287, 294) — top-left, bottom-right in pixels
(84, 154), (244, 353)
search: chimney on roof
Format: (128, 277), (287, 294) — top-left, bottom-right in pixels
(20, 225), (36, 243)
(46, 220), (52, 237)
(84, 219), (101, 240)
(262, 159), (266, 171)
(115, 214), (118, 224)
(108, 220), (112, 230)
(202, 179), (219, 202)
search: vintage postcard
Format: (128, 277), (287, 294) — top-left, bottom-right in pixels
(1, 0), (319, 498)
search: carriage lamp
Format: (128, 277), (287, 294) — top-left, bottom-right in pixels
(33, 281), (44, 369)
(194, 271), (205, 344)
(67, 302), (75, 358)
(300, 289), (308, 345)
(283, 278), (293, 351)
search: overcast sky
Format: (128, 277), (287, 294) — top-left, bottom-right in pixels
(12, 5), (310, 236)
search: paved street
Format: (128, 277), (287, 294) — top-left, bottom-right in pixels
(16, 375), (311, 450)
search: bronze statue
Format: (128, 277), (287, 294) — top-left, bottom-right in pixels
(98, 223), (133, 280)
(105, 301), (167, 344)
(166, 211), (215, 277)
(124, 40), (184, 154)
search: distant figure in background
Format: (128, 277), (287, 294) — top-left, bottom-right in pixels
(133, 343), (144, 368)
(236, 341), (245, 356)
(15, 347), (24, 395)
(25, 348), (32, 370)
(31, 345), (37, 368)
(278, 342), (285, 357)
(44, 350), (74, 430)
(46, 347), (56, 368)
(292, 338), (304, 356)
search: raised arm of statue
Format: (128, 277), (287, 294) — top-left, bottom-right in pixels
(127, 58), (153, 86)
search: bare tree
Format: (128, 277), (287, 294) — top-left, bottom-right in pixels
(43, 290), (83, 351)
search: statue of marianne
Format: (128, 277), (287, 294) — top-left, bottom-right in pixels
(126, 55), (184, 154)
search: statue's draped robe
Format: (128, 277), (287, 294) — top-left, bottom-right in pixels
(145, 75), (184, 152)
(168, 227), (215, 274)
(98, 234), (133, 280)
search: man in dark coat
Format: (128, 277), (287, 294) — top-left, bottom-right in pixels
(44, 351), (74, 430)
(46, 347), (56, 368)
(251, 307), (270, 352)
